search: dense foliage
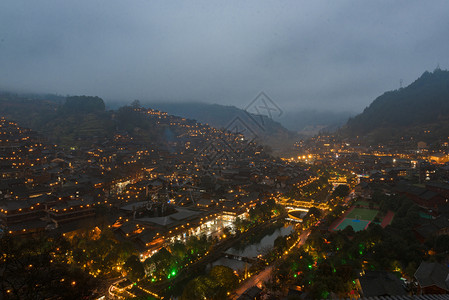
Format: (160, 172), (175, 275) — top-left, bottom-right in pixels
(144, 234), (213, 281)
(271, 193), (445, 298)
(0, 234), (100, 300)
(181, 265), (238, 300)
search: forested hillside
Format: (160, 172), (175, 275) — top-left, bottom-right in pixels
(341, 68), (449, 143)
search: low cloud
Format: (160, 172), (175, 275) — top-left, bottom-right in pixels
(1, 0), (448, 113)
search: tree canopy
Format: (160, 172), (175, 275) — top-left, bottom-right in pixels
(62, 96), (105, 113)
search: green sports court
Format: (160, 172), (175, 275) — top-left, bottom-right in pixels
(334, 218), (371, 232)
(345, 207), (379, 221)
(332, 207), (380, 232)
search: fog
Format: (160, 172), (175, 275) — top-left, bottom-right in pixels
(1, 0), (449, 113)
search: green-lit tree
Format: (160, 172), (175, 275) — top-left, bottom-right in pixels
(144, 247), (173, 277)
(170, 241), (188, 263)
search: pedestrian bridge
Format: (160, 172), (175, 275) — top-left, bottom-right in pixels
(223, 253), (256, 263)
(277, 197), (329, 211)
(287, 209), (308, 222)
(276, 197), (329, 222)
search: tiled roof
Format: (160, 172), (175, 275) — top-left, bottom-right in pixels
(415, 261), (449, 291)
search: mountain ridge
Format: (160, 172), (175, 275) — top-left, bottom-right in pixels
(340, 68), (449, 143)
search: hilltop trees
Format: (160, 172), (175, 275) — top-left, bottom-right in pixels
(62, 96), (105, 114)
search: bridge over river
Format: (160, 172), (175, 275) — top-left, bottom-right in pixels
(278, 197), (328, 210)
(210, 225), (294, 273)
(222, 253), (256, 264)
(276, 197), (329, 222)
(286, 208), (308, 222)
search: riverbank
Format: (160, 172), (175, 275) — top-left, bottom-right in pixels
(137, 216), (285, 298)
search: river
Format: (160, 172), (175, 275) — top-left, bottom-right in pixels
(208, 225), (294, 271)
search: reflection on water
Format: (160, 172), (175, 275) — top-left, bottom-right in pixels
(210, 257), (247, 271)
(209, 225), (294, 271)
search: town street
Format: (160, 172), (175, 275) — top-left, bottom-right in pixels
(232, 229), (311, 299)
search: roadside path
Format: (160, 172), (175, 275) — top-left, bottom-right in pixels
(231, 229), (311, 299)
(381, 210), (394, 227)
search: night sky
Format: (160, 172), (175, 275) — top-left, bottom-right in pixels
(1, 1), (449, 112)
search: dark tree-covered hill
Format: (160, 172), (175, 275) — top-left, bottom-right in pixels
(0, 92), (299, 153)
(0, 92), (116, 147)
(340, 68), (449, 143)
(62, 95), (106, 113)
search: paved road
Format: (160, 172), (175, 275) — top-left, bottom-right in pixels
(231, 229), (311, 299)
(232, 266), (273, 299)
(108, 277), (127, 299)
(297, 229), (311, 247)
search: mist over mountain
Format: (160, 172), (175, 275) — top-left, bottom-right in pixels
(340, 68), (449, 143)
(147, 102), (298, 154)
(148, 102), (352, 137)
(281, 110), (353, 134)
(4, 64), (449, 153)
(147, 102), (284, 132)
(0, 92), (297, 153)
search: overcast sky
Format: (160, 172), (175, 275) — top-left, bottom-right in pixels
(1, 1), (448, 113)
